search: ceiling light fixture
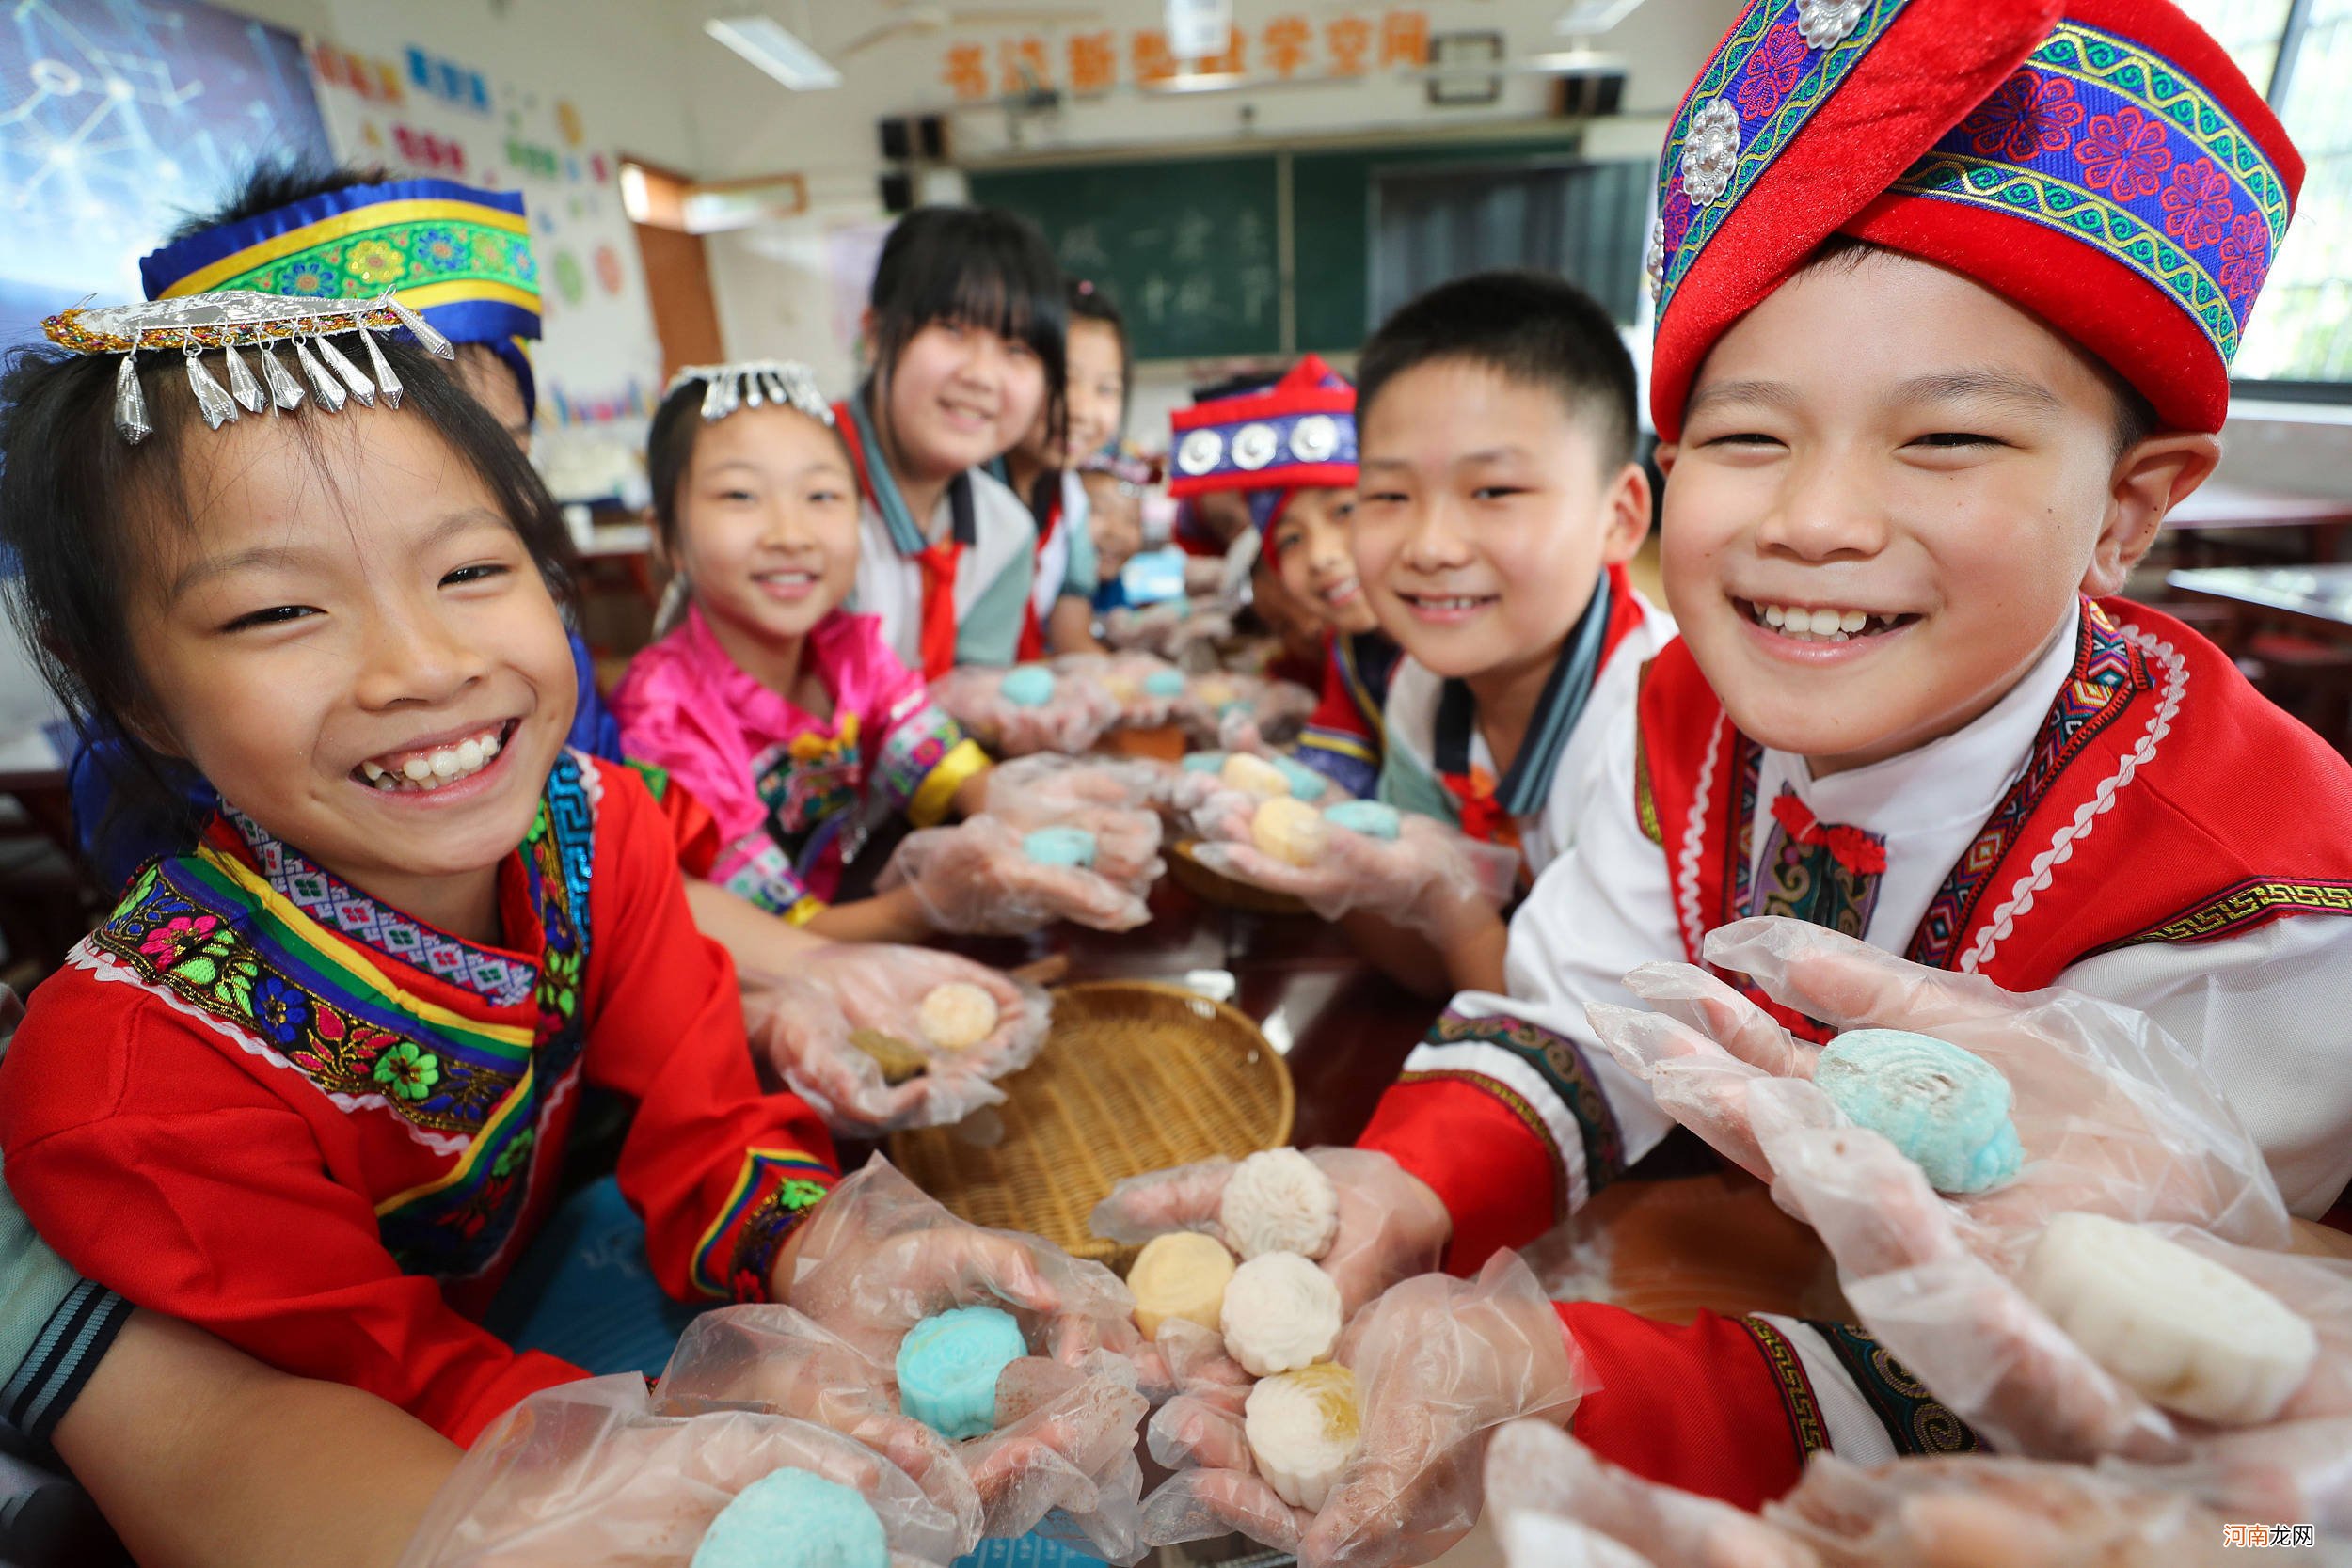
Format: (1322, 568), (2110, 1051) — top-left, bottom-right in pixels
(705, 16), (843, 90)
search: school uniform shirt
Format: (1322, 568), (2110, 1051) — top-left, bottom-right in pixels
(1292, 630), (1403, 800)
(0, 1143), (131, 1449)
(1018, 468), (1101, 659)
(0, 752), (839, 1446)
(1360, 598), (2352, 1277)
(1375, 564), (1674, 880)
(836, 397), (1037, 676)
(612, 605), (990, 922)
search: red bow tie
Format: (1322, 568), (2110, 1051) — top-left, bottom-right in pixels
(1770, 790), (1888, 876)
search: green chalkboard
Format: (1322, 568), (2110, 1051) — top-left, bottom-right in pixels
(969, 155), (1281, 361)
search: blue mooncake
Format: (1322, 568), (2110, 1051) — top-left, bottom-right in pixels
(1000, 666), (1057, 706)
(1022, 826), (1098, 868)
(690, 1467), (886, 1568)
(1323, 800), (1401, 841)
(897, 1305), (1027, 1440)
(1815, 1028), (2023, 1195)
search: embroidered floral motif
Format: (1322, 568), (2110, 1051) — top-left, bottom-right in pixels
(2159, 158), (2234, 248)
(1795, 0), (1867, 50)
(1645, 216), (1668, 299)
(412, 227), (464, 268)
(344, 238), (406, 286)
(1963, 71), (2083, 162)
(2075, 105), (2171, 201)
(1682, 99), (1743, 206)
(373, 1041), (443, 1101)
(1734, 24), (1808, 121)
(2218, 211), (2270, 303)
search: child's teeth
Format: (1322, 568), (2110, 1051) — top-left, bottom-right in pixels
(1763, 605), (1787, 626)
(361, 760), (387, 783)
(403, 755), (434, 782)
(1838, 609), (1867, 634)
(1805, 607), (1839, 635)
(368, 727), (505, 792)
(457, 738), (484, 770)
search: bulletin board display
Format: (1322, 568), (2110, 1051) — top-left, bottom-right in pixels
(969, 154), (1282, 362)
(304, 34), (663, 427)
(0, 0), (334, 358)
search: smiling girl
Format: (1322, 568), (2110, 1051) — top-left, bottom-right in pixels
(0, 294), (845, 1447)
(841, 205), (1065, 678)
(1000, 278), (1131, 657)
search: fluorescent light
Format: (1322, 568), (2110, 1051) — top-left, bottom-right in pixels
(1149, 69), (1246, 93)
(705, 16), (842, 90)
(1554, 0), (1646, 34)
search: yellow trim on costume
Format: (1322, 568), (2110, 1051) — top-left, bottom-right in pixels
(373, 1075), (535, 1215)
(1299, 732), (1377, 764)
(159, 198), (532, 297)
(909, 738), (991, 828)
(196, 847), (534, 1047)
(691, 1147), (834, 1297)
(389, 277), (544, 313)
(784, 895), (827, 927)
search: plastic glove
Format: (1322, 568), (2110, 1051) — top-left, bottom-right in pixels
(1141, 1252), (1590, 1567)
(1586, 915), (2293, 1253)
(680, 1160), (1152, 1553)
(930, 664), (1121, 757)
(1090, 1147), (1452, 1320)
(1087, 652), (1188, 729)
(397, 1372), (964, 1568)
(1754, 1097), (2352, 1476)
(1484, 1417), (2233, 1568)
(1185, 793), (1520, 935)
(977, 753), (1174, 818)
(739, 948), (1049, 1137)
(881, 815), (1158, 934)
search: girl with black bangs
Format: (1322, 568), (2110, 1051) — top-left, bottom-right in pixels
(836, 204), (1068, 678)
(0, 317), (974, 1457)
(1000, 278), (1132, 658)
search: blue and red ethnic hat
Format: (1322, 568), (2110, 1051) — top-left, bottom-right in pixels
(1648, 0), (2303, 437)
(1168, 354), (1358, 540)
(140, 176), (545, 417)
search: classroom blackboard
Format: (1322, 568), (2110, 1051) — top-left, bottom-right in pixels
(968, 155), (1282, 361)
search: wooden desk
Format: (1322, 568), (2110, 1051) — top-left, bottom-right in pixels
(2166, 483), (2352, 564)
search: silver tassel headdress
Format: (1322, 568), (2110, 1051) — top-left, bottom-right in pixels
(665, 359), (833, 427)
(42, 288), (457, 444)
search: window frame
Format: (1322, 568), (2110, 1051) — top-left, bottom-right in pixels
(2228, 0), (2352, 401)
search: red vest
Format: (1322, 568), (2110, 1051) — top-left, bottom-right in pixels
(1636, 597), (2352, 1008)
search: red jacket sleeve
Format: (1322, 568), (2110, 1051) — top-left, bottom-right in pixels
(583, 760), (839, 1303)
(1359, 1075), (1564, 1275)
(1559, 1303), (1810, 1512)
(0, 986), (585, 1445)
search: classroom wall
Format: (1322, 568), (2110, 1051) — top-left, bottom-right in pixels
(673, 0), (1748, 396)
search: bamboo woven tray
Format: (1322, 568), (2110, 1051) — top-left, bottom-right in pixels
(1167, 838), (1312, 918)
(888, 980), (1294, 1268)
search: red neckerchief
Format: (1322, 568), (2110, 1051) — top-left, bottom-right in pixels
(1015, 470), (1064, 661)
(1768, 789), (1889, 874)
(915, 538), (963, 680)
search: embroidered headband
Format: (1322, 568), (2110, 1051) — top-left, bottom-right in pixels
(1168, 354), (1359, 541)
(664, 359), (834, 427)
(140, 177), (543, 417)
(1647, 0), (2303, 436)
(43, 289), (455, 443)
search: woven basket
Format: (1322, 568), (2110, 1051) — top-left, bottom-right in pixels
(1167, 838), (1312, 917)
(888, 981), (1294, 1268)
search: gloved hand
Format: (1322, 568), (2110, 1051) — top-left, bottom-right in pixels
(1754, 1099), (2352, 1476)
(1185, 793), (1519, 936)
(881, 814), (1159, 934)
(1586, 915), (2293, 1252)
(397, 1371), (966, 1567)
(1088, 652), (1187, 729)
(671, 1160), (1152, 1555)
(1483, 1417), (2234, 1568)
(1090, 1147), (1452, 1320)
(1141, 1253), (1589, 1567)
(930, 664), (1121, 757)
(739, 947), (1049, 1136)
(978, 753), (1174, 818)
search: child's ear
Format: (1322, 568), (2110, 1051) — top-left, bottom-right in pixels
(2088, 432), (2220, 595)
(1600, 461), (1655, 565)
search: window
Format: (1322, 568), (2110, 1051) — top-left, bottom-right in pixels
(2177, 0), (2352, 389)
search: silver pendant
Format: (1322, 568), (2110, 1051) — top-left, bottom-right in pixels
(294, 338), (346, 412)
(220, 341), (266, 413)
(312, 333), (376, 406)
(383, 294), (453, 358)
(361, 328), (404, 409)
(114, 353), (151, 443)
(184, 349), (239, 430)
(256, 341), (305, 411)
